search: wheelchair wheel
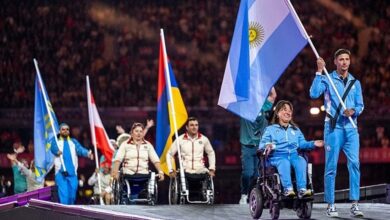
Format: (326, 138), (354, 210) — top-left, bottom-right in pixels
(169, 177), (179, 205)
(296, 201), (312, 219)
(207, 176), (215, 205)
(88, 195), (99, 205)
(179, 195), (186, 205)
(270, 202), (280, 220)
(249, 188), (264, 219)
(148, 181), (158, 206)
(112, 179), (121, 205)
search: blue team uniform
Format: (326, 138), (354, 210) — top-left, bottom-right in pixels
(310, 70), (364, 204)
(50, 136), (89, 205)
(259, 124), (315, 191)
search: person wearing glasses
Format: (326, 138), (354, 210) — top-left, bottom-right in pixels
(50, 123), (94, 205)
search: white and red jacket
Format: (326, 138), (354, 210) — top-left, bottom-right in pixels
(166, 133), (216, 174)
(114, 139), (160, 175)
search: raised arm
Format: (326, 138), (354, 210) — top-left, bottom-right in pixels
(310, 58), (327, 99)
(143, 119), (154, 137)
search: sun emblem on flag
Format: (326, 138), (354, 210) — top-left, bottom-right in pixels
(249, 22), (265, 49)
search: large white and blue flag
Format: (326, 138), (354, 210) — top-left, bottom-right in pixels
(218, 0), (308, 121)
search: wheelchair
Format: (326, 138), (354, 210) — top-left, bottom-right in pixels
(249, 149), (314, 220)
(168, 170), (214, 205)
(111, 170), (158, 205)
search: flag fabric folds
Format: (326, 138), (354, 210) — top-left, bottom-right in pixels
(86, 77), (114, 167)
(34, 72), (59, 183)
(156, 37), (188, 175)
(218, 0), (308, 121)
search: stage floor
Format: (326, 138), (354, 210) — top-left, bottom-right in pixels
(80, 203), (390, 220)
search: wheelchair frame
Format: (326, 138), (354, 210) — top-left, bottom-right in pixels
(112, 171), (158, 205)
(168, 170), (214, 205)
(249, 149), (314, 220)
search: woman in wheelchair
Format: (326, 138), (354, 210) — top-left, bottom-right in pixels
(111, 122), (164, 202)
(259, 100), (324, 198)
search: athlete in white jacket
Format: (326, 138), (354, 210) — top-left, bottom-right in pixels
(167, 117), (216, 177)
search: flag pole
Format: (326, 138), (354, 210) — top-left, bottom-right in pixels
(86, 75), (104, 205)
(286, 0), (356, 128)
(160, 29), (187, 193)
(33, 59), (68, 172)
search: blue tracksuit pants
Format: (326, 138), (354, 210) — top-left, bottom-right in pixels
(55, 173), (78, 205)
(268, 152), (307, 191)
(324, 125), (360, 204)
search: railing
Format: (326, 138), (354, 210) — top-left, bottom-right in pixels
(0, 186), (56, 206)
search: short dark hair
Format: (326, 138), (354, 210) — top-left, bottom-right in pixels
(186, 117), (198, 126)
(334, 48), (351, 59)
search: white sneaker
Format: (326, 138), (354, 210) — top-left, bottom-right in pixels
(326, 204), (339, 218)
(350, 203), (364, 217)
(239, 194), (248, 204)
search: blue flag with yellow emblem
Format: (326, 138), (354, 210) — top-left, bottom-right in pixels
(34, 64), (59, 183)
(218, 0), (308, 121)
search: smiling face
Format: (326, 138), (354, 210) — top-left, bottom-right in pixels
(277, 104), (292, 124)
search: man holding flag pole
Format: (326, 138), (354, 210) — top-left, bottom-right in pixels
(34, 59), (93, 205)
(310, 50), (364, 217)
(284, 1), (364, 217)
(218, 0), (362, 217)
(50, 123), (94, 205)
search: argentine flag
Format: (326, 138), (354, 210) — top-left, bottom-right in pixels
(218, 0), (308, 121)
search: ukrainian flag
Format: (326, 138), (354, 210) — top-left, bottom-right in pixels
(34, 61), (59, 183)
(156, 35), (188, 175)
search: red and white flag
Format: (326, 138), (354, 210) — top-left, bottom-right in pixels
(86, 76), (114, 167)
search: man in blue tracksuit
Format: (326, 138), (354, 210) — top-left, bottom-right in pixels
(259, 100), (324, 198)
(50, 123), (93, 205)
(310, 49), (364, 218)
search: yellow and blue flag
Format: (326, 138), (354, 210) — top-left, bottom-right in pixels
(156, 37), (188, 175)
(34, 69), (59, 182)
